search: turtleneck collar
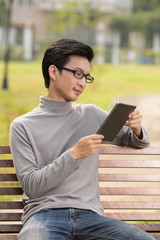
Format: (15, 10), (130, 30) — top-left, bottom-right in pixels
(39, 96), (73, 114)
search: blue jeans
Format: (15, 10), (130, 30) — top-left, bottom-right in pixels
(18, 208), (156, 240)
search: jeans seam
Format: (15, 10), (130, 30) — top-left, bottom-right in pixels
(76, 232), (123, 240)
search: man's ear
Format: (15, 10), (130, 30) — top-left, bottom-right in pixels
(48, 65), (57, 81)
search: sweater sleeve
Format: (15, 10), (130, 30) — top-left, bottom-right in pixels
(9, 121), (80, 199)
(111, 125), (150, 148)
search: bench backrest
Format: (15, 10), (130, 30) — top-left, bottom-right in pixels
(99, 145), (160, 239)
(0, 145), (160, 239)
(0, 146), (22, 240)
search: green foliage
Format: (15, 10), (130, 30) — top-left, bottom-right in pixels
(45, 1), (100, 45)
(109, 15), (133, 47)
(81, 2), (101, 28)
(0, 0), (6, 26)
(109, 12), (156, 34)
(131, 12), (151, 32)
(109, 15), (132, 32)
(133, 0), (160, 12)
(53, 1), (79, 34)
(147, 10), (160, 33)
(109, 4), (160, 48)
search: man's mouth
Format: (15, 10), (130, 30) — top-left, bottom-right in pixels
(73, 88), (82, 95)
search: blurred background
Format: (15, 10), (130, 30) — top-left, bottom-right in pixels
(0, 0), (160, 146)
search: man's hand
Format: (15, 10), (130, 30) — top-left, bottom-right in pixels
(70, 134), (104, 161)
(125, 109), (143, 138)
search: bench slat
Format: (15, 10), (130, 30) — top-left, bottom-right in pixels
(100, 187), (160, 195)
(0, 235), (18, 240)
(133, 224), (160, 232)
(0, 187), (23, 195)
(99, 159), (160, 168)
(99, 174), (160, 181)
(102, 201), (160, 209)
(0, 224), (22, 233)
(0, 213), (22, 221)
(0, 146), (11, 154)
(99, 145), (160, 155)
(0, 201), (23, 209)
(104, 212), (160, 221)
(0, 174), (18, 181)
(0, 160), (14, 168)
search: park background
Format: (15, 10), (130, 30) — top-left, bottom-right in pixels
(0, 0), (160, 146)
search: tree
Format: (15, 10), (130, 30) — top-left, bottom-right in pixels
(109, 1), (160, 48)
(0, 0), (7, 26)
(45, 1), (100, 46)
(109, 15), (133, 47)
(109, 1), (160, 64)
(133, 0), (160, 12)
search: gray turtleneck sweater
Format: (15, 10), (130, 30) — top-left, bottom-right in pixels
(10, 96), (150, 224)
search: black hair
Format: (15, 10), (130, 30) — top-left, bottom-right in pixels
(42, 39), (94, 88)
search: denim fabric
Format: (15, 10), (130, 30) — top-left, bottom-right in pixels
(18, 208), (156, 240)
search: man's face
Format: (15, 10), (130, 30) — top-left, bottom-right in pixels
(51, 55), (91, 102)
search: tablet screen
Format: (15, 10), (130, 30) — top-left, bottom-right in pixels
(96, 102), (136, 141)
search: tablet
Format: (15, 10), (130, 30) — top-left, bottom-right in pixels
(96, 102), (136, 141)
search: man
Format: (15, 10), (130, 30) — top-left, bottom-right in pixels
(10, 39), (154, 240)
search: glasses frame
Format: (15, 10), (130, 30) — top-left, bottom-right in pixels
(57, 66), (94, 84)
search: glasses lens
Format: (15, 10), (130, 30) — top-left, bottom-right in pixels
(74, 70), (94, 83)
(75, 70), (84, 79)
(86, 76), (94, 83)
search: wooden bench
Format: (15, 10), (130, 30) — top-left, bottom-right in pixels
(0, 145), (160, 239)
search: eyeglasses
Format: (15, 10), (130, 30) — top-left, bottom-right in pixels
(58, 66), (94, 84)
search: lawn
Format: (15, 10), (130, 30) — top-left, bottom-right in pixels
(0, 61), (160, 145)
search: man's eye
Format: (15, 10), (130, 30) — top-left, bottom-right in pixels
(75, 71), (83, 77)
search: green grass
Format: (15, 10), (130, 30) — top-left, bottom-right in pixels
(0, 61), (160, 145)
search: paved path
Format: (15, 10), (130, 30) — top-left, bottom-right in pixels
(110, 94), (160, 147)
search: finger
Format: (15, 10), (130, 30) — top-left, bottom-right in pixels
(87, 134), (104, 140)
(129, 109), (142, 119)
(87, 138), (103, 148)
(126, 119), (141, 127)
(125, 117), (142, 127)
(128, 115), (142, 124)
(87, 136), (103, 146)
(92, 139), (103, 145)
(128, 108), (138, 117)
(95, 134), (104, 140)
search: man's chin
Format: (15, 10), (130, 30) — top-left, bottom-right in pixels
(65, 96), (79, 102)
(69, 93), (81, 102)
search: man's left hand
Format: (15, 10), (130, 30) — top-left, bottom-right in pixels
(125, 109), (143, 139)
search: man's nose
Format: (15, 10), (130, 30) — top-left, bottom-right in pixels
(78, 76), (86, 87)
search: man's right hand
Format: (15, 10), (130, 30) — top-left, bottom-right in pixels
(70, 134), (104, 161)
